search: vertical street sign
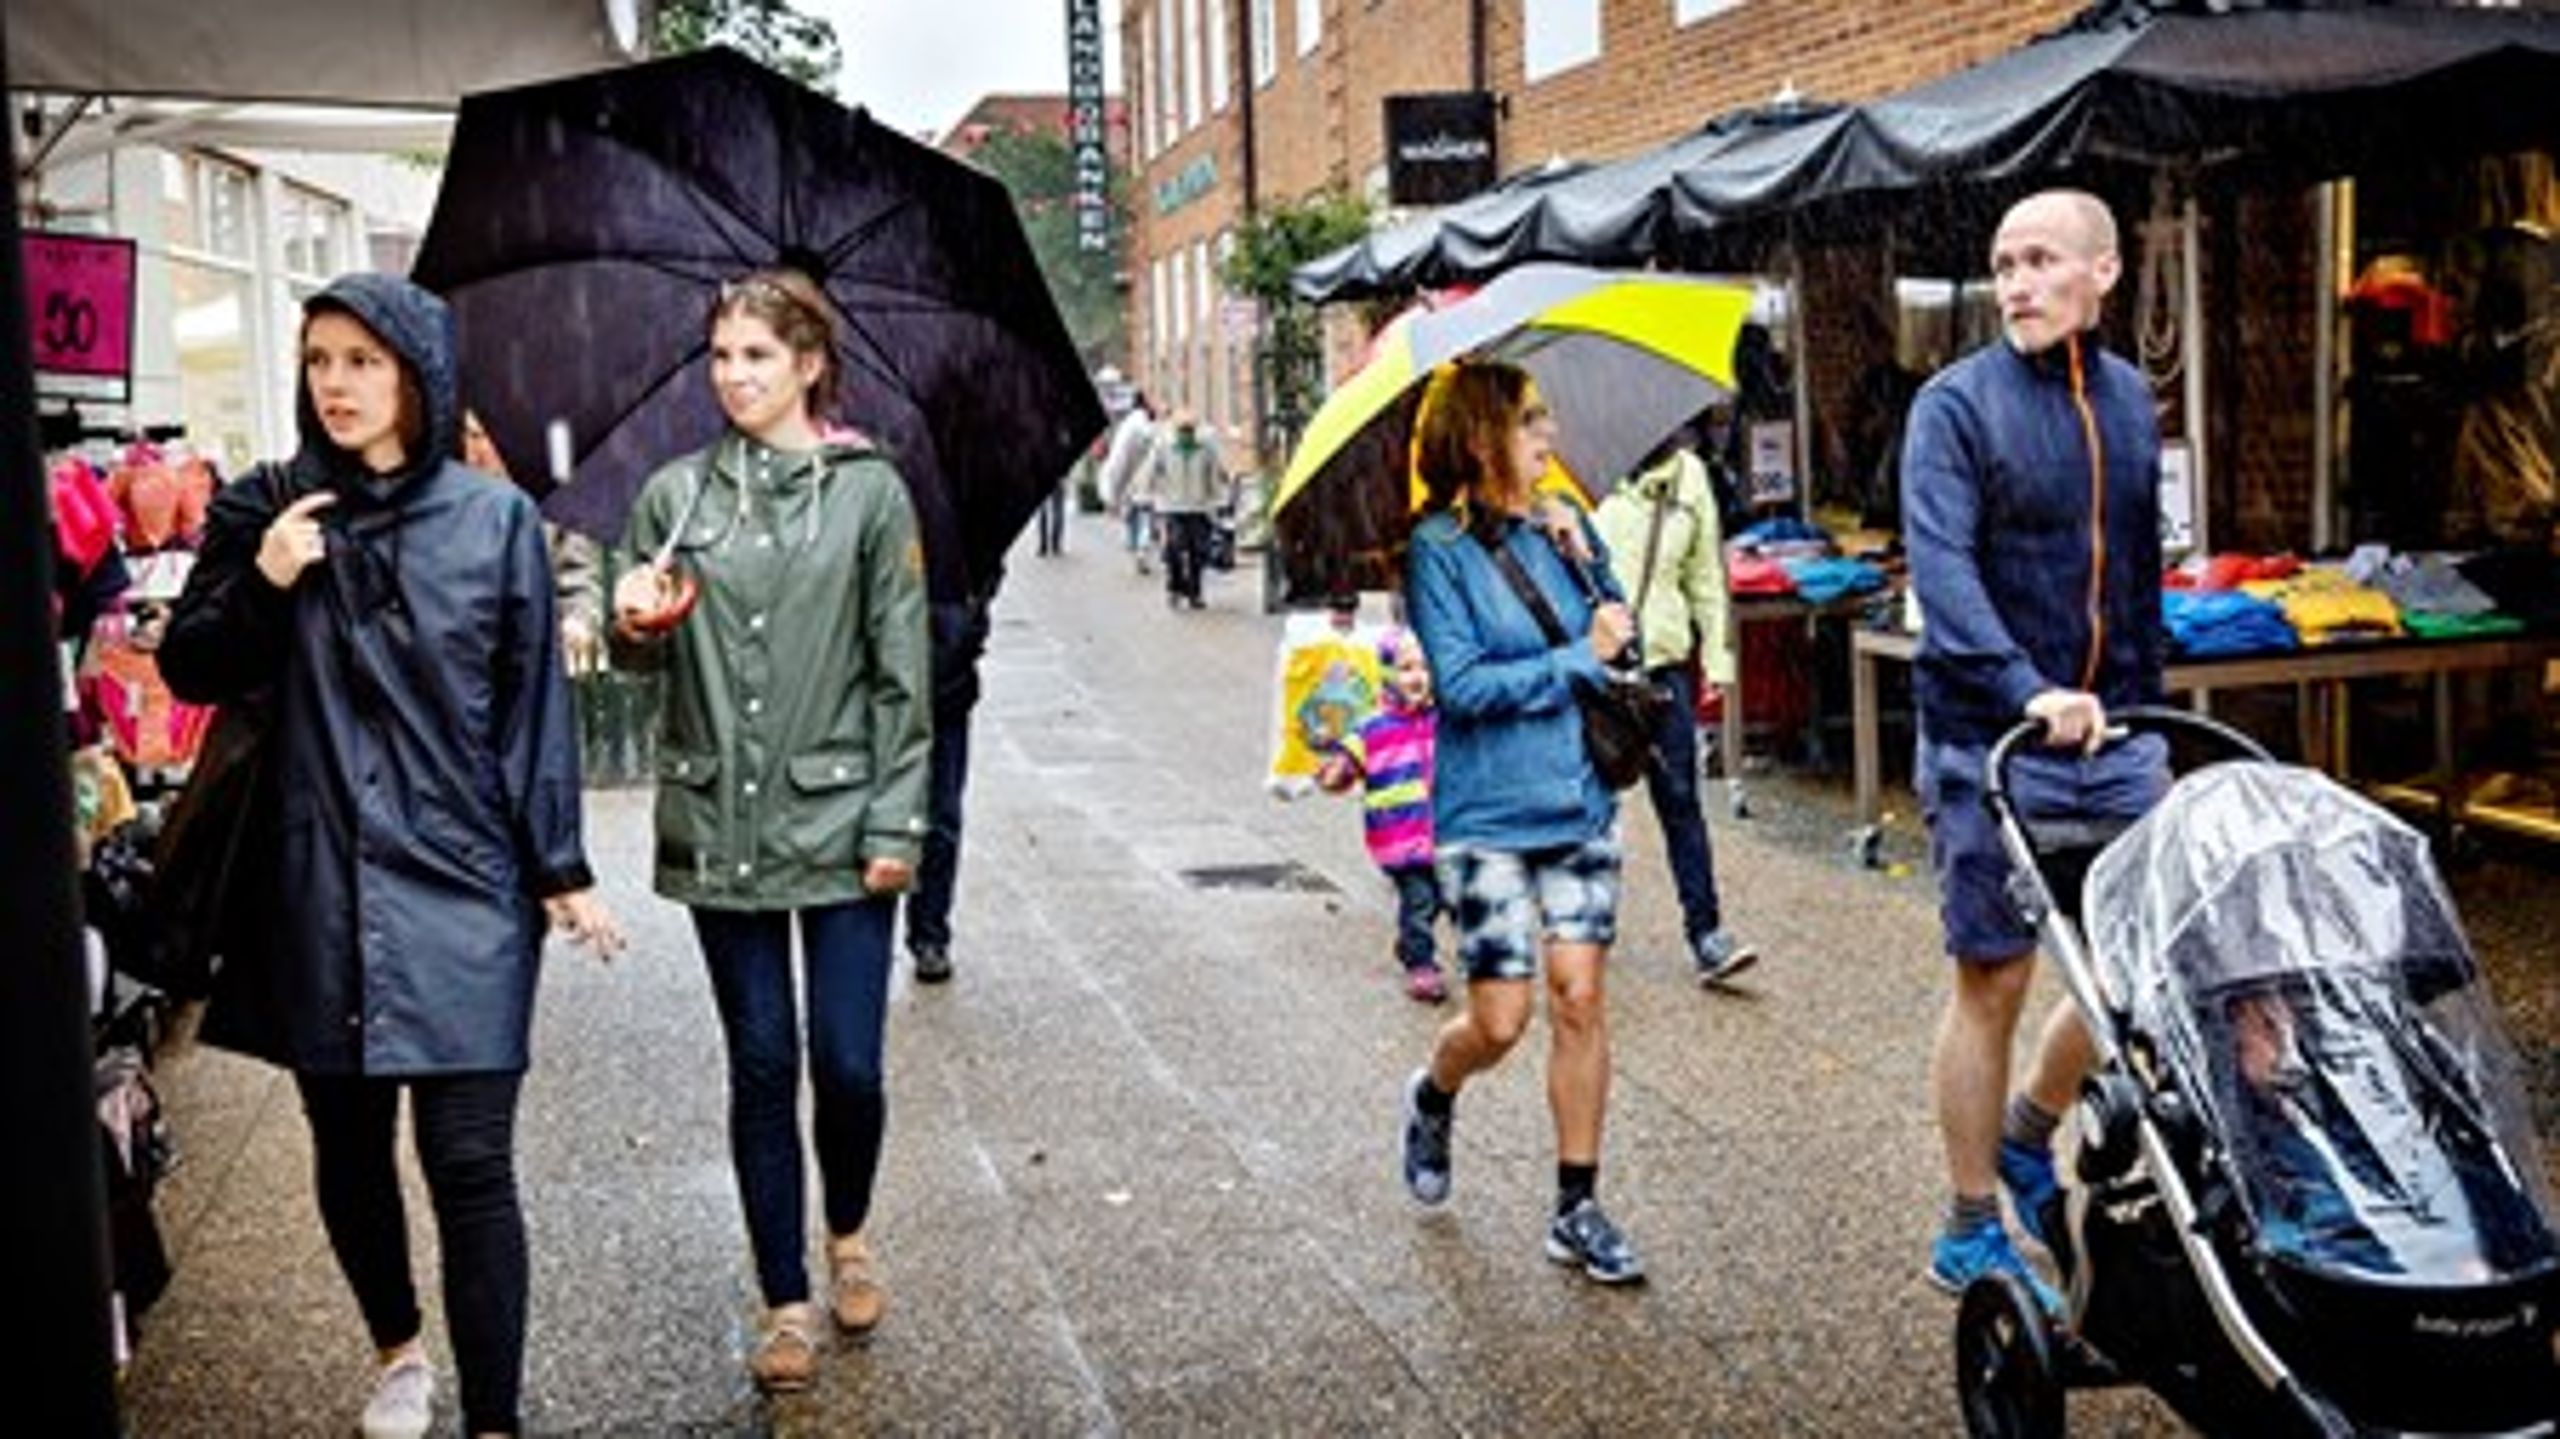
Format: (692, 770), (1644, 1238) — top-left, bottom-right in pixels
(1066, 0), (1111, 253)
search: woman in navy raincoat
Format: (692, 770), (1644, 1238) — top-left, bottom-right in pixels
(162, 273), (620, 1439)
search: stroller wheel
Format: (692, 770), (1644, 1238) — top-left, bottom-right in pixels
(1956, 1272), (2066, 1439)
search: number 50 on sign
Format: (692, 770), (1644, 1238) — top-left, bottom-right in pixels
(23, 232), (138, 394)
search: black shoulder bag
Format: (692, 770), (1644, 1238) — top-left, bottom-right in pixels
(1478, 507), (1670, 791)
(149, 464), (288, 1005)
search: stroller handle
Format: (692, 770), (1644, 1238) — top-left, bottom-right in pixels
(1984, 703), (2275, 814)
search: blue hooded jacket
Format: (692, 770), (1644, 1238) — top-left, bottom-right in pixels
(162, 273), (589, 1074)
(1900, 334), (2165, 747)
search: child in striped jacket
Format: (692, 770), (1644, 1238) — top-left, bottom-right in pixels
(1319, 627), (1447, 1003)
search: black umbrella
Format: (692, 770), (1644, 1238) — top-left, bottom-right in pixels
(411, 47), (1105, 602)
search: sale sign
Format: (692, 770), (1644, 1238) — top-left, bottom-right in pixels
(24, 232), (137, 389)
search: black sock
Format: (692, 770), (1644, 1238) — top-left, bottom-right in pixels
(1946, 1192), (2000, 1238)
(1414, 1074), (1454, 1118)
(1557, 1162), (1598, 1216)
(2003, 1095), (2060, 1151)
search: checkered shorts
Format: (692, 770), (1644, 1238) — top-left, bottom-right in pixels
(1435, 835), (1623, 982)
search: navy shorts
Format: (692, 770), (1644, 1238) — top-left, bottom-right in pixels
(1916, 732), (2168, 962)
(1436, 835), (1623, 982)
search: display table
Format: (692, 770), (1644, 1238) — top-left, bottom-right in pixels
(1849, 627), (2560, 842)
(1715, 589), (1890, 816)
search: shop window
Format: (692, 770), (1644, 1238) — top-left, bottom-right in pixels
(170, 260), (256, 474)
(1193, 236), (1215, 423)
(1674, 0), (1743, 25)
(196, 157), (255, 262)
(280, 186), (351, 284)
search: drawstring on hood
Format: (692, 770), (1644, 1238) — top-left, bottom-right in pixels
(293, 275), (461, 627)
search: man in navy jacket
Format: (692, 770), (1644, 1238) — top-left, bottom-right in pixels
(1902, 189), (2167, 1310)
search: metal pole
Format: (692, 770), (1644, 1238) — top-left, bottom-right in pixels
(2180, 191), (2211, 556)
(0, 3), (124, 1428)
(2312, 182), (2338, 554)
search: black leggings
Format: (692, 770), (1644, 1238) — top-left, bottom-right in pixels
(296, 1070), (527, 1436)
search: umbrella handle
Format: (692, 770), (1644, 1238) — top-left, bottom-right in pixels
(649, 465), (715, 570)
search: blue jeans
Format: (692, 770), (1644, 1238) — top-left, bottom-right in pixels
(1639, 663), (1722, 940)
(1389, 865), (1442, 970)
(904, 704), (972, 952)
(690, 901), (895, 1306)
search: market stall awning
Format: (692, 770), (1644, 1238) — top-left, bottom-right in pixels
(1290, 101), (1855, 303)
(1295, 2), (2560, 303)
(1697, 0), (2560, 265)
(8, 0), (648, 108)
(1293, 157), (1591, 303)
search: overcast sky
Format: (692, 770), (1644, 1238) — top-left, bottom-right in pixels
(804, 0), (1121, 140)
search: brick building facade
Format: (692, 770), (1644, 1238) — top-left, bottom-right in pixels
(1119, 0), (2342, 550)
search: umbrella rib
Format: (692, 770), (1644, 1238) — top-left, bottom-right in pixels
(578, 336), (713, 480)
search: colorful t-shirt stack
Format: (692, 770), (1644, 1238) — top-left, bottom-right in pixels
(2239, 568), (2403, 646)
(1343, 698), (1436, 874)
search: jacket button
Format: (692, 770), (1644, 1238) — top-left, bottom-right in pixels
(745, 698), (762, 716)
(742, 780), (758, 797)
(749, 613), (766, 631)
(832, 765), (848, 779)
(736, 862), (752, 877)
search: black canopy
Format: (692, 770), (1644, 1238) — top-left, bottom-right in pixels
(1293, 1), (2560, 302)
(1292, 157), (1591, 303)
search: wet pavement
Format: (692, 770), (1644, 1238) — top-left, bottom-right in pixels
(121, 514), (2555, 1435)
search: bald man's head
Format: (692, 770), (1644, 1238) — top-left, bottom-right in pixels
(1989, 189), (2123, 354)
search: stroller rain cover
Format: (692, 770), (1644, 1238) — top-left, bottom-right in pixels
(2082, 762), (2558, 1284)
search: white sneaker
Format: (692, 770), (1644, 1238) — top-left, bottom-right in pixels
(359, 1351), (434, 1439)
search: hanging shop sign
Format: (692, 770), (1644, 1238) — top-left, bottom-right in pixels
(1066, 0), (1112, 253)
(23, 232), (137, 401)
(1383, 92), (1497, 207)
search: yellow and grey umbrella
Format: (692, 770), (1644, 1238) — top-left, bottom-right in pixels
(1269, 264), (1752, 599)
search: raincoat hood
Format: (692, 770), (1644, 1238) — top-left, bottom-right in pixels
(294, 272), (459, 497)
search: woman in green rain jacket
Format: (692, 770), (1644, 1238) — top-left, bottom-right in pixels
(609, 268), (931, 1394)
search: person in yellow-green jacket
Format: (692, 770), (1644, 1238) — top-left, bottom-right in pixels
(608, 267), (932, 1395)
(1592, 433), (1760, 988)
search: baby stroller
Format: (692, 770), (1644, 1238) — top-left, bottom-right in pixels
(1959, 707), (2560, 1437)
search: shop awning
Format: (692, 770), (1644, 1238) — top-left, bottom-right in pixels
(8, 0), (648, 109)
(1842, 0), (2560, 197)
(1292, 101), (1854, 303)
(1293, 157), (1593, 303)
(1293, 1), (2560, 303)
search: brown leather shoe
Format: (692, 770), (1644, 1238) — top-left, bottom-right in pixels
(748, 1303), (818, 1393)
(827, 1234), (886, 1338)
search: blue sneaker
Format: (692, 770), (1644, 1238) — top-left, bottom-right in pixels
(1545, 1198), (1646, 1285)
(1928, 1218), (2061, 1316)
(1998, 1137), (2061, 1251)
(1400, 1069), (1452, 1206)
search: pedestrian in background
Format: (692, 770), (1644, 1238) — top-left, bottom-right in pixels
(1100, 391), (1157, 573)
(1144, 406), (1227, 609)
(1593, 434), (1759, 987)
(903, 580), (993, 983)
(608, 267), (933, 1393)
(1397, 358), (1648, 1285)
(460, 407), (604, 675)
(1902, 189), (2168, 1311)
(1316, 626), (1449, 1004)
(162, 273), (622, 1439)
